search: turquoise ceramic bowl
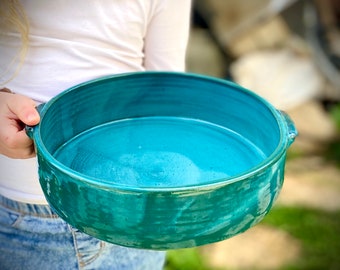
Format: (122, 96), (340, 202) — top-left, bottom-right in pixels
(27, 72), (297, 250)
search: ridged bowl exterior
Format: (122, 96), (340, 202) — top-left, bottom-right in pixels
(30, 72), (297, 250)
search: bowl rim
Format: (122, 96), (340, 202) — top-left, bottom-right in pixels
(32, 71), (292, 192)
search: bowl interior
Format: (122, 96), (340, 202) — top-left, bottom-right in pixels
(38, 72), (282, 188)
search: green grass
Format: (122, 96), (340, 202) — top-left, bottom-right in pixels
(330, 104), (340, 132)
(262, 206), (340, 270)
(164, 247), (219, 270)
(326, 104), (340, 167)
(165, 206), (340, 270)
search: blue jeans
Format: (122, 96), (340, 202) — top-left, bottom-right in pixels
(0, 194), (165, 270)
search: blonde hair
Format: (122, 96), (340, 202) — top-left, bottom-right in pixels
(0, 0), (29, 85)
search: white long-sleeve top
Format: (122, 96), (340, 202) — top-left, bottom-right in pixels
(0, 0), (191, 204)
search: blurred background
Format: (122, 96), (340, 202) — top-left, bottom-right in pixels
(165, 0), (340, 269)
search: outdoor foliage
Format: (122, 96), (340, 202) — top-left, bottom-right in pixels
(262, 206), (340, 270)
(164, 247), (218, 270)
(165, 206), (340, 270)
(326, 105), (340, 167)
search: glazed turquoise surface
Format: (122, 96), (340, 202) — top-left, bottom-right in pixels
(54, 117), (266, 187)
(28, 72), (297, 249)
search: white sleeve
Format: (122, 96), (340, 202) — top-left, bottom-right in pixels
(144, 0), (192, 71)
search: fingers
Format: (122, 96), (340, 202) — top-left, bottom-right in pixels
(0, 92), (40, 159)
(0, 131), (36, 159)
(6, 93), (40, 126)
(0, 125), (36, 158)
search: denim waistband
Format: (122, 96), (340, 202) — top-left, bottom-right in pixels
(0, 193), (57, 218)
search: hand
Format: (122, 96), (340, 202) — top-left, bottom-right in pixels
(0, 91), (40, 159)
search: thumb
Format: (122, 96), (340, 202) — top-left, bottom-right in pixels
(7, 94), (40, 126)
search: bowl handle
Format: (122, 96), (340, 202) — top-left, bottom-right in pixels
(25, 103), (45, 139)
(279, 110), (298, 147)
